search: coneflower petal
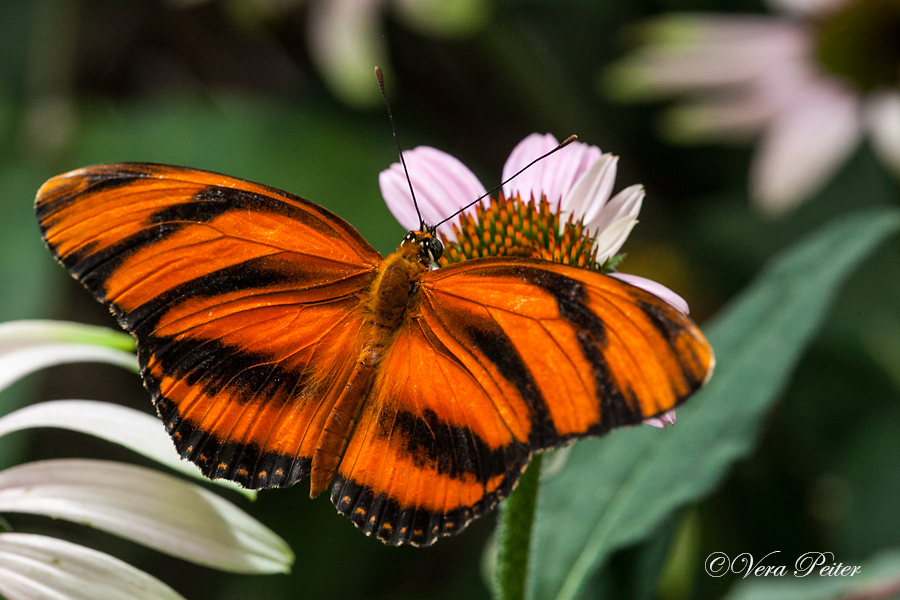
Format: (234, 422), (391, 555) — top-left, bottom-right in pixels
(562, 154), (619, 230)
(610, 273), (690, 314)
(379, 146), (486, 238)
(0, 532), (185, 600)
(0, 459), (293, 574)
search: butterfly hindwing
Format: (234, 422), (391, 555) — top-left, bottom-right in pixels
(36, 163), (382, 488)
(333, 257), (713, 546)
(332, 316), (532, 546)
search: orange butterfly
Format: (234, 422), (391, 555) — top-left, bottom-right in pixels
(36, 154), (712, 546)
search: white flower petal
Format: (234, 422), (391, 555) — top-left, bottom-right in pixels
(865, 90), (900, 174)
(502, 134), (602, 206)
(543, 142), (604, 207)
(590, 185), (644, 263)
(594, 216), (639, 265)
(0, 401), (178, 472)
(380, 163), (422, 232)
(0, 344), (137, 395)
(0, 459), (293, 574)
(610, 273), (690, 315)
(0, 320), (133, 354)
(561, 154), (618, 228)
(0, 532), (185, 600)
(380, 146), (487, 240)
(0, 400), (253, 498)
(306, 0), (387, 107)
(587, 183), (644, 235)
(751, 80), (862, 214)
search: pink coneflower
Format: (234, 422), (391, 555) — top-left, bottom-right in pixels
(606, 0), (900, 214)
(379, 133), (686, 427)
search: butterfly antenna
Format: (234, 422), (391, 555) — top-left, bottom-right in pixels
(434, 135), (578, 230)
(376, 67), (424, 230)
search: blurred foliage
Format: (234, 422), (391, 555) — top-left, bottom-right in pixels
(528, 209), (900, 600)
(1, 0), (899, 599)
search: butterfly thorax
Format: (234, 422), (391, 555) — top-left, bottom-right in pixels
(308, 233), (431, 498)
(363, 235), (429, 331)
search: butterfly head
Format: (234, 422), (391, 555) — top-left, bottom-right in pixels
(401, 226), (444, 266)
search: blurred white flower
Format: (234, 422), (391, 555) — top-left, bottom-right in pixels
(164, 0), (488, 107)
(307, 0), (489, 107)
(606, 0), (900, 215)
(0, 320), (293, 600)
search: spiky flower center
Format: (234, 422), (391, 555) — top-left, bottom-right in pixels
(815, 0), (900, 92)
(439, 193), (618, 271)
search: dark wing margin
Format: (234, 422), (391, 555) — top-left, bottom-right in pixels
(36, 163), (381, 489)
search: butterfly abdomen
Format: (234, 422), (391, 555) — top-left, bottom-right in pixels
(309, 244), (427, 497)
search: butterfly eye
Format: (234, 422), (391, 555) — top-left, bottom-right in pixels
(425, 237), (443, 262)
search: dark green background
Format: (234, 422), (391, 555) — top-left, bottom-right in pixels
(1, 1), (898, 599)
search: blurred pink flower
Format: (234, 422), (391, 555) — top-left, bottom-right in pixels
(607, 0), (900, 214)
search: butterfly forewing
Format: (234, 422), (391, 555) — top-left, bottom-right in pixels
(36, 163), (381, 487)
(426, 259), (712, 432)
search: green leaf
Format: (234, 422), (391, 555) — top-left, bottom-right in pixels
(527, 208), (900, 600)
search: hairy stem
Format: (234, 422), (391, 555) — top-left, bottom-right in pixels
(495, 453), (543, 600)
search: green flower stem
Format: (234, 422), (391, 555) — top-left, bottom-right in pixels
(495, 452), (543, 600)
